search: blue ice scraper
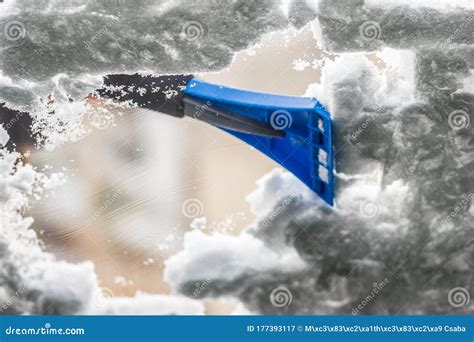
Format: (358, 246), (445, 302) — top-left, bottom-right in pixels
(98, 74), (334, 205)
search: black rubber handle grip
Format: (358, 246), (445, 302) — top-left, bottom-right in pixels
(97, 74), (194, 117)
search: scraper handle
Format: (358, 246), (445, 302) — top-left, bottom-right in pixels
(97, 74), (194, 117)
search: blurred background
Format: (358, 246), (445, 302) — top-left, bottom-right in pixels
(23, 27), (324, 312)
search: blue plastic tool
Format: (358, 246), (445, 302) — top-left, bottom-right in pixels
(100, 74), (334, 205)
(183, 79), (334, 205)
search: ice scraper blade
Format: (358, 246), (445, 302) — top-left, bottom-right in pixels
(98, 74), (335, 206)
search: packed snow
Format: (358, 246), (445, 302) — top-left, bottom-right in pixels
(164, 1), (473, 314)
(0, 0), (293, 148)
(168, 89), (473, 312)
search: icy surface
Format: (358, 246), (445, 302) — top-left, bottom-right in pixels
(317, 0), (474, 52)
(0, 0), (295, 149)
(0, 0), (320, 149)
(165, 39), (473, 314)
(365, 0), (474, 10)
(0, 0), (314, 315)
